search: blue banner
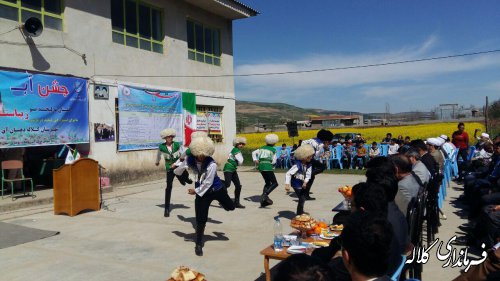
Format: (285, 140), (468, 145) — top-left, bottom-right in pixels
(0, 70), (89, 148)
(118, 85), (183, 151)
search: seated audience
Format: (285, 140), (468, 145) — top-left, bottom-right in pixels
(274, 254), (334, 281)
(341, 211), (394, 281)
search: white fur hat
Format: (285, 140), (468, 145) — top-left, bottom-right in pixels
(160, 128), (176, 139)
(233, 136), (247, 146)
(293, 144), (315, 160)
(426, 138), (440, 147)
(265, 134), (279, 145)
(189, 136), (215, 157)
(439, 135), (448, 141)
(191, 131), (208, 139)
(481, 132), (490, 139)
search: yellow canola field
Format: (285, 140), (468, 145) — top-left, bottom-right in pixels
(240, 122), (485, 149)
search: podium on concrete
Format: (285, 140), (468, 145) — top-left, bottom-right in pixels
(53, 158), (100, 216)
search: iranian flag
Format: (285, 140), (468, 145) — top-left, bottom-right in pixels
(182, 92), (196, 146)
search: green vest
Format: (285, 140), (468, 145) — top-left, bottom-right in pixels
(257, 145), (276, 171)
(223, 147), (241, 172)
(159, 142), (181, 168)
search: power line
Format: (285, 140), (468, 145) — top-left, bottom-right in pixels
(92, 48), (500, 78)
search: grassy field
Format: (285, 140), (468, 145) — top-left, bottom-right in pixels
(239, 122), (485, 149)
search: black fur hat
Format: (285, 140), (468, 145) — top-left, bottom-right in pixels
(317, 129), (333, 142)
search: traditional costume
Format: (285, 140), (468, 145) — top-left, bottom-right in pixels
(155, 128), (190, 217)
(223, 136), (247, 208)
(175, 136), (235, 256)
(299, 129), (333, 200)
(285, 144), (315, 215)
(252, 134), (279, 207)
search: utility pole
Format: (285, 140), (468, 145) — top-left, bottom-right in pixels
(485, 96), (489, 132)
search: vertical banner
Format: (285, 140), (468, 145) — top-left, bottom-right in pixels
(207, 111), (222, 134)
(196, 112), (208, 132)
(182, 92), (196, 146)
(117, 85), (183, 151)
(0, 70), (89, 148)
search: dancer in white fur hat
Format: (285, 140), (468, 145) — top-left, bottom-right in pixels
(252, 134), (279, 207)
(223, 136), (247, 208)
(155, 128), (190, 217)
(175, 136), (235, 256)
(284, 144), (315, 215)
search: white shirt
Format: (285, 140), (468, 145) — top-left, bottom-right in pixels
(284, 163), (312, 185)
(174, 158), (217, 197)
(388, 144), (400, 155)
(301, 138), (324, 159)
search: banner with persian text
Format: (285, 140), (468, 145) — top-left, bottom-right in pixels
(117, 85), (183, 151)
(0, 70), (89, 148)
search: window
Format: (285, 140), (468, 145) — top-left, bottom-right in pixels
(111, 0), (163, 53)
(187, 19), (221, 66)
(196, 105), (223, 143)
(0, 0), (64, 30)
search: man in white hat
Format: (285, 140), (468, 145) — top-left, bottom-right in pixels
(427, 138), (445, 174)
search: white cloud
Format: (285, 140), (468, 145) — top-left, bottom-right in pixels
(235, 36), (500, 90)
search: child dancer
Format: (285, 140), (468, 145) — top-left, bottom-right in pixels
(284, 144), (315, 215)
(300, 129), (333, 200)
(155, 128), (190, 217)
(252, 134), (279, 207)
(223, 136), (247, 208)
(175, 136), (235, 256)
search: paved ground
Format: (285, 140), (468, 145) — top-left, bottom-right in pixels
(0, 169), (471, 281)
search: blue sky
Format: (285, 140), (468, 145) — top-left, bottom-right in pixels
(233, 0), (500, 113)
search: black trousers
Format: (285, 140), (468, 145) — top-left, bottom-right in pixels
(164, 169), (175, 211)
(457, 148), (469, 179)
(195, 187), (235, 227)
(224, 171), (241, 188)
(293, 187), (306, 215)
(304, 159), (325, 196)
(260, 171), (278, 189)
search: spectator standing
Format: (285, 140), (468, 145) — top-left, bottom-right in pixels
(452, 122), (470, 180)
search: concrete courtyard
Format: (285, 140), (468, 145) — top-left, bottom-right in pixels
(0, 170), (471, 281)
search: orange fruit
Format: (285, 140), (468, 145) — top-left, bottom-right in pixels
(314, 226), (322, 235)
(346, 190), (352, 197)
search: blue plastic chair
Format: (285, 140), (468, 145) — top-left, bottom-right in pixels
(449, 149), (459, 178)
(380, 144), (389, 156)
(466, 146), (476, 161)
(330, 145), (344, 169)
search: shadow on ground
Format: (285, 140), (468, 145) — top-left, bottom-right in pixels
(156, 203), (190, 211)
(176, 215), (222, 228)
(171, 230), (229, 244)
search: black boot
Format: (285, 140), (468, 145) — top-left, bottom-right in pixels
(195, 224), (205, 256)
(234, 186), (245, 208)
(296, 195), (305, 215)
(164, 208), (170, 217)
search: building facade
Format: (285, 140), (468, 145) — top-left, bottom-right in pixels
(0, 0), (257, 182)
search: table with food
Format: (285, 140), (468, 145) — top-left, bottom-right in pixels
(259, 214), (344, 281)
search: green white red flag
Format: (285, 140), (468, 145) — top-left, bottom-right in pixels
(182, 92), (196, 146)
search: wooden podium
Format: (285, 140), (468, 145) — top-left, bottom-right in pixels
(53, 158), (100, 216)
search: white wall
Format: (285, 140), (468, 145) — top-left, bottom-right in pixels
(0, 0), (238, 178)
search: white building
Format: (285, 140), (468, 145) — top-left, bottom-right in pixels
(0, 0), (257, 184)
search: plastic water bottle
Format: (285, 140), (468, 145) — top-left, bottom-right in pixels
(274, 217), (283, 252)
